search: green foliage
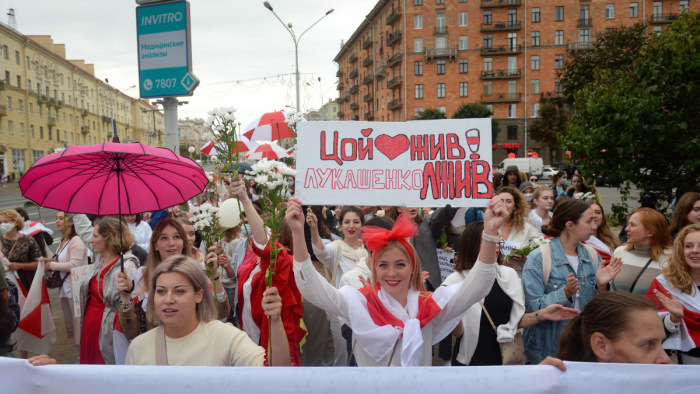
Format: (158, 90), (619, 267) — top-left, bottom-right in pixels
(414, 108), (447, 120)
(560, 12), (700, 206)
(452, 102), (500, 141)
(528, 99), (569, 149)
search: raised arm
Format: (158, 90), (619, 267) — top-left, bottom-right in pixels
(73, 214), (94, 253)
(229, 180), (267, 246)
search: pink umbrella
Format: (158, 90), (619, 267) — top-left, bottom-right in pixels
(243, 111), (296, 142)
(246, 143), (293, 160)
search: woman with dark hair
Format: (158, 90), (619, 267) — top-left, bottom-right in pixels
(522, 198), (622, 363)
(557, 292), (669, 364)
(669, 192), (700, 238)
(549, 171), (568, 202)
(566, 174), (593, 197)
(585, 201), (620, 264)
(612, 208), (672, 295)
(443, 221), (578, 366)
(124, 213), (152, 251)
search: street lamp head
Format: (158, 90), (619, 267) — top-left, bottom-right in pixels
(263, 1), (273, 11)
(326, 9), (334, 15)
(287, 22), (293, 28)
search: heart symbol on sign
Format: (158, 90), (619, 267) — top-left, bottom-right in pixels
(374, 134), (410, 161)
(361, 128), (373, 137)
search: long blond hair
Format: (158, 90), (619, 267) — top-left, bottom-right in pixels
(498, 187), (529, 232)
(662, 224), (700, 295)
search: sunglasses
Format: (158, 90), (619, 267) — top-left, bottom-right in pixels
(529, 178), (538, 182)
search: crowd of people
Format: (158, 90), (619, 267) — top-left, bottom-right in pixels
(1, 171), (700, 370)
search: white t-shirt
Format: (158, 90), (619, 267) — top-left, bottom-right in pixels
(565, 254), (582, 311)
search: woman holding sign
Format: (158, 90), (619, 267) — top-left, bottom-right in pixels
(286, 195), (504, 366)
(307, 205), (367, 365)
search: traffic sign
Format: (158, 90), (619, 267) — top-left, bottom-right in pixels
(526, 149), (538, 158)
(136, 1), (199, 98)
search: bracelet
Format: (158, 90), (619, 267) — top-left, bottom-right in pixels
(535, 312), (542, 323)
(119, 298), (133, 312)
(216, 292), (226, 302)
(481, 230), (501, 243)
(214, 276), (220, 281)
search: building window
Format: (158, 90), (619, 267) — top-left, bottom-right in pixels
(436, 60), (446, 75)
(415, 84), (424, 99)
(555, 55), (564, 69)
(508, 81), (517, 97)
(606, 4), (615, 19)
(6, 97), (11, 110)
(3, 45), (8, 60)
(652, 26), (663, 34)
(8, 120), (13, 135)
(459, 12), (468, 26)
(555, 6), (564, 21)
(680, 0), (689, 11)
(554, 79), (563, 93)
(483, 10), (492, 25)
(555, 30), (564, 45)
(508, 104), (517, 118)
(415, 107), (424, 117)
(531, 8), (540, 23)
(32, 150), (42, 163)
(459, 59), (469, 73)
(414, 0), (422, 5)
(483, 34), (492, 49)
(39, 126), (43, 139)
(16, 75), (21, 88)
(414, 15), (423, 29)
(437, 106), (446, 114)
(12, 149), (24, 172)
(414, 38), (423, 52)
(5, 71), (9, 84)
(437, 83), (446, 98)
(531, 103), (540, 117)
(25, 56), (30, 68)
(507, 126), (517, 140)
(27, 79), (31, 92)
(579, 28), (591, 42)
(38, 105), (42, 117)
(18, 100), (22, 113)
(630, 2), (639, 18)
(484, 58), (493, 72)
(459, 35), (468, 50)
(531, 55), (540, 70)
(415, 61), (423, 76)
(531, 31), (540, 46)
(484, 81), (493, 96)
(28, 103), (33, 115)
(459, 82), (468, 97)
(437, 0), (444, 3)
(531, 79), (540, 94)
(19, 123), (24, 136)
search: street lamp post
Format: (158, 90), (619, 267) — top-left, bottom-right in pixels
(263, 2), (333, 114)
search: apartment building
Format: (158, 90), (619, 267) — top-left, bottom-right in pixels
(0, 23), (165, 181)
(334, 0), (695, 164)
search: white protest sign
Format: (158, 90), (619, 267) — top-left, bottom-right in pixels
(437, 249), (456, 283)
(296, 119), (493, 207)
(71, 265), (92, 318)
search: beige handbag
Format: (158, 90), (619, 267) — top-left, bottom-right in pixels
(479, 301), (526, 365)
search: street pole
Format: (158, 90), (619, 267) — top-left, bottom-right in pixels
(263, 2), (333, 114)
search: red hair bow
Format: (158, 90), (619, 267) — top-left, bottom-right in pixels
(361, 214), (418, 266)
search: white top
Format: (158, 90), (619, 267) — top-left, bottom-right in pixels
(312, 240), (368, 288)
(56, 241), (71, 298)
(565, 254), (582, 311)
(128, 221), (153, 251)
(125, 320), (265, 366)
(293, 256), (497, 366)
(339, 259), (371, 290)
(528, 210), (553, 235)
(242, 264), (262, 344)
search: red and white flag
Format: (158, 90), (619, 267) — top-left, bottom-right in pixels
(10, 262), (56, 354)
(646, 276), (700, 351)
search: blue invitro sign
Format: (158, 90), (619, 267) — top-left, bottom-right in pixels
(136, 1), (199, 98)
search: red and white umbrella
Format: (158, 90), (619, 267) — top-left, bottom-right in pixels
(246, 143), (293, 160)
(243, 110), (296, 142)
(200, 137), (257, 156)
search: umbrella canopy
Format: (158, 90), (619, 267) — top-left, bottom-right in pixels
(243, 111), (296, 142)
(246, 143), (292, 160)
(225, 162), (254, 175)
(200, 136), (257, 156)
(19, 142), (208, 215)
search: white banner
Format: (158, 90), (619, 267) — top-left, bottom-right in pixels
(3, 357), (699, 394)
(296, 119), (493, 207)
(70, 265), (92, 318)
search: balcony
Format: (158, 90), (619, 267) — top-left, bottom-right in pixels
(481, 69), (521, 79)
(387, 53), (403, 68)
(81, 125), (90, 134)
(481, 0), (522, 7)
(362, 74), (374, 85)
(387, 76), (402, 89)
(337, 110), (345, 118)
(480, 21), (522, 32)
(568, 41), (594, 52)
(387, 31), (402, 47)
(363, 38), (373, 49)
(38, 94), (48, 103)
(364, 93), (373, 102)
(374, 65), (386, 79)
(648, 13), (681, 24)
(425, 47), (458, 61)
(336, 69), (343, 77)
(82, 109), (88, 117)
(386, 9), (401, 25)
(434, 26), (448, 35)
(577, 18), (592, 27)
(539, 91), (564, 103)
(0, 105), (6, 116)
(363, 57), (373, 68)
(48, 118), (57, 127)
(349, 54), (358, 63)
(340, 92), (350, 102)
(480, 45), (523, 55)
(388, 99), (402, 110)
(349, 85), (359, 94)
(349, 68), (359, 79)
(337, 82), (345, 90)
(350, 102), (359, 110)
(364, 111), (374, 120)
(0, 81), (5, 90)
(102, 116), (110, 123)
(56, 100), (63, 108)
(480, 92), (522, 103)
(48, 97), (56, 107)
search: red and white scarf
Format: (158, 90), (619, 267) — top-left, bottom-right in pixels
(646, 275), (700, 351)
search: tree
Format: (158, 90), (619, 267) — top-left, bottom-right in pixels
(528, 98), (569, 151)
(414, 108), (446, 120)
(452, 102), (500, 141)
(560, 12), (700, 214)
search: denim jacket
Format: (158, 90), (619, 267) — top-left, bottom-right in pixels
(522, 237), (602, 363)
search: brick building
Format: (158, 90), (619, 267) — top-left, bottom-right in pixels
(333, 0), (695, 165)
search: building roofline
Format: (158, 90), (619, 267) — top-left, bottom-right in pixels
(333, 0), (391, 63)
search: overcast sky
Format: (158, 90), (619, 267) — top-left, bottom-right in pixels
(13, 0), (377, 130)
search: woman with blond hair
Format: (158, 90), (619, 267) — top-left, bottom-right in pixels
(496, 187), (540, 276)
(613, 208), (672, 295)
(1, 209), (42, 291)
(646, 224), (700, 364)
